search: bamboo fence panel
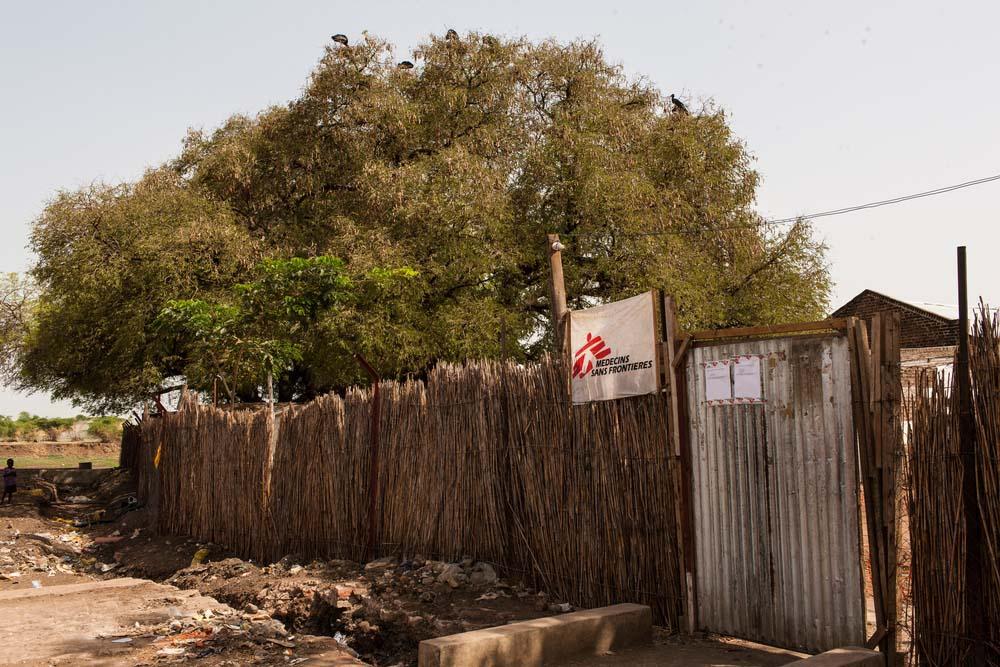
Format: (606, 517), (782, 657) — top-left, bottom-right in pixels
(971, 308), (1000, 662)
(119, 421), (141, 470)
(907, 307), (1000, 664)
(907, 370), (966, 665)
(134, 358), (683, 627)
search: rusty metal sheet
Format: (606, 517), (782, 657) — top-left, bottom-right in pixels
(685, 334), (865, 653)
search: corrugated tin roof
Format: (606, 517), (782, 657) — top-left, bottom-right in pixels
(833, 289), (959, 322)
(897, 300), (958, 320)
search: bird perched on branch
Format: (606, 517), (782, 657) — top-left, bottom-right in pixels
(331, 34), (349, 46)
(670, 94), (688, 115)
(446, 29), (459, 40)
(398, 60), (414, 69)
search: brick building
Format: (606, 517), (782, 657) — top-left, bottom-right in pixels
(832, 289), (959, 348)
(832, 289), (957, 394)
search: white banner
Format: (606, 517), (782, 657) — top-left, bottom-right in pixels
(570, 291), (659, 404)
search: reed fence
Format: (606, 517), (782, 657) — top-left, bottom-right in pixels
(133, 358), (683, 627)
(119, 421), (141, 470)
(907, 308), (1000, 664)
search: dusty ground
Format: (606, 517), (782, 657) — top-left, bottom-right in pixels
(0, 577), (363, 666)
(1, 469), (822, 666)
(0, 472), (361, 666)
(1, 470), (578, 666)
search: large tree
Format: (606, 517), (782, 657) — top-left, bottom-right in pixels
(18, 32), (829, 411)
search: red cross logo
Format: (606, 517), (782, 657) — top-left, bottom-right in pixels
(573, 333), (612, 379)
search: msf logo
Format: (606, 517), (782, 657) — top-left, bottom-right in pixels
(573, 333), (611, 379)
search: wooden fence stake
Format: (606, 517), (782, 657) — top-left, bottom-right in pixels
(848, 318), (888, 647)
(355, 353), (382, 563)
(662, 294), (696, 633)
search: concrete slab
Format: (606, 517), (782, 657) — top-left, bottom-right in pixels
(785, 648), (883, 666)
(418, 603), (652, 667)
(556, 633), (805, 666)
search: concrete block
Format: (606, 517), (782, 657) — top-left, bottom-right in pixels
(418, 603), (651, 667)
(786, 647), (883, 666)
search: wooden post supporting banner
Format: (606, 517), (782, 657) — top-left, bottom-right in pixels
(956, 246), (985, 665)
(547, 234), (569, 356)
(661, 294), (696, 634)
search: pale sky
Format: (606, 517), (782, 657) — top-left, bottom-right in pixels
(1, 0), (997, 416)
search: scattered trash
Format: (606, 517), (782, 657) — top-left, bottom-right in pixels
(31, 580), (42, 588)
(190, 548), (210, 567)
(110, 637), (133, 644)
(67, 496), (92, 503)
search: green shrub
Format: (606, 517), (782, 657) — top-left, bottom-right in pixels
(0, 416), (16, 440)
(88, 416), (123, 442)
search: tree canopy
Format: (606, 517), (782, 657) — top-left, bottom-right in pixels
(15, 32), (830, 411)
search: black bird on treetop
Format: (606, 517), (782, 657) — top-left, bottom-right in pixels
(446, 29), (459, 40)
(398, 60), (414, 69)
(331, 34), (349, 46)
(670, 94), (689, 115)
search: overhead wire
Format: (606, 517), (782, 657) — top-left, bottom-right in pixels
(569, 172), (1000, 240)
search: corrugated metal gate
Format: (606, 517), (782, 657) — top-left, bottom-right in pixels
(685, 332), (865, 653)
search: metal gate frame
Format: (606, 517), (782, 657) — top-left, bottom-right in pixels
(670, 317), (866, 653)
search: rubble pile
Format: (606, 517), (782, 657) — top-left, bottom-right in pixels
(166, 553), (571, 666)
(0, 525), (86, 583)
(91, 593), (334, 664)
(0, 517), (158, 585)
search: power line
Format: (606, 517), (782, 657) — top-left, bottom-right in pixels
(570, 171), (1000, 240)
(764, 172), (1000, 225)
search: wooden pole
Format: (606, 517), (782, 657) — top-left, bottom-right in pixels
(662, 294), (696, 633)
(848, 318), (887, 643)
(957, 246), (985, 665)
(547, 234), (569, 355)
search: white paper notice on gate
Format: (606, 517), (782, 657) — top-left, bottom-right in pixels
(703, 361), (732, 403)
(732, 355), (763, 402)
(570, 292), (659, 404)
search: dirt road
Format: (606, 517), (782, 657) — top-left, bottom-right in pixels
(1, 577), (365, 666)
(0, 479), (363, 666)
